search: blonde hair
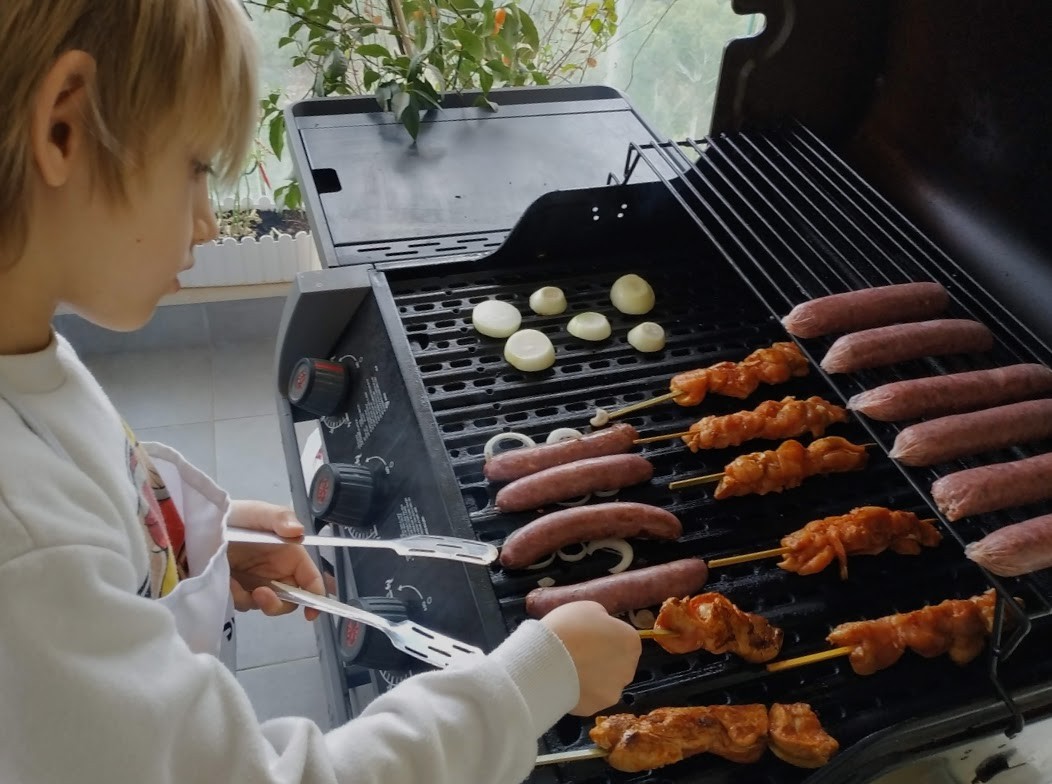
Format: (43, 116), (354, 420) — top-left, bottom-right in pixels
(0, 0), (259, 259)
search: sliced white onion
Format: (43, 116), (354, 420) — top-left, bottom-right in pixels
(529, 286), (568, 316)
(590, 408), (611, 428)
(546, 427), (582, 444)
(525, 553), (557, 571)
(610, 274), (656, 315)
(483, 431), (536, 462)
(536, 577), (556, 588)
(557, 543), (589, 562)
(567, 312), (612, 341)
(557, 494), (593, 507)
(472, 299), (522, 338)
(504, 329), (556, 372)
(629, 608), (656, 629)
(627, 321), (666, 353)
(586, 538), (634, 574)
(594, 488), (620, 497)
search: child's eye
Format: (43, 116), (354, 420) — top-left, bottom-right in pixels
(193, 160), (216, 178)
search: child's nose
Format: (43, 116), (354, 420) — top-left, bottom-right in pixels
(193, 211), (219, 245)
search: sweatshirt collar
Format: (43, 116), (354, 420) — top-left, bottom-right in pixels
(0, 332), (67, 394)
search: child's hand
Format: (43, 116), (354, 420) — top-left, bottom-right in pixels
(541, 601), (642, 716)
(226, 500), (325, 620)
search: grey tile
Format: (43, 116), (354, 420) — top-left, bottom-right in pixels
(134, 422), (216, 479)
(212, 340), (281, 420)
(84, 348), (214, 429)
(215, 414), (292, 506)
(205, 296), (288, 346)
(237, 656), (331, 729)
(235, 607), (321, 670)
(55, 304), (208, 356)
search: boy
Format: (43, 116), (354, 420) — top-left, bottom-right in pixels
(0, 2), (642, 783)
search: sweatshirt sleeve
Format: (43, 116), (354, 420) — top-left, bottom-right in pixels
(0, 534), (578, 784)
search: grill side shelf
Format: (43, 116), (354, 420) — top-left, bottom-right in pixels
(619, 124), (1052, 736)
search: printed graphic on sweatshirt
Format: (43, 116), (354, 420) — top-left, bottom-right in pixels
(124, 422), (188, 598)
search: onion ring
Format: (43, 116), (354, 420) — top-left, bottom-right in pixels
(484, 431), (536, 462)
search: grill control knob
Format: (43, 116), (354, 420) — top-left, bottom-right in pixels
(309, 462), (382, 529)
(336, 597), (414, 671)
(287, 358), (350, 417)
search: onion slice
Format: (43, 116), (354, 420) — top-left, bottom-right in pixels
(567, 312), (612, 341)
(504, 329), (556, 371)
(590, 408), (612, 428)
(529, 286), (568, 316)
(627, 322), (666, 353)
(525, 554), (557, 571)
(585, 538), (634, 573)
(610, 274), (655, 315)
(483, 431), (536, 462)
(472, 299), (522, 338)
(546, 427), (582, 444)
(557, 494), (593, 507)
(556, 543), (589, 562)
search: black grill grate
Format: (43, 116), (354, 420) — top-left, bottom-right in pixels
(382, 127), (1052, 783)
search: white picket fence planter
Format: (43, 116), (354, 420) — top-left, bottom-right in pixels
(178, 197), (321, 288)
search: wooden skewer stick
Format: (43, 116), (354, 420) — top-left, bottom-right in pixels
(708, 547), (790, 569)
(603, 391), (681, 421)
(638, 628), (675, 639)
(765, 646), (852, 673)
(633, 431), (691, 445)
(669, 472), (724, 490)
(535, 746), (609, 766)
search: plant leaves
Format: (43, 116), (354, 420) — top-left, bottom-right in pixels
(454, 28), (485, 61)
(401, 101), (421, 140)
(391, 89), (411, 119)
(473, 94), (498, 112)
(363, 68), (381, 90)
(517, 8), (540, 51)
(268, 114), (285, 160)
(478, 67), (493, 94)
(356, 43), (392, 59)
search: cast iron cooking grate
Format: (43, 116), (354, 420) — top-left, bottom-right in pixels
(386, 245), (1052, 782)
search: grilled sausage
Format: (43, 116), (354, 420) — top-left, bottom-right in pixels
(782, 282), (950, 339)
(820, 319), (994, 374)
(495, 453), (654, 513)
(889, 399), (1052, 467)
(484, 423), (639, 482)
(932, 452), (1052, 520)
(500, 503), (681, 570)
(848, 364), (1052, 422)
(966, 514), (1052, 576)
(525, 558), (709, 618)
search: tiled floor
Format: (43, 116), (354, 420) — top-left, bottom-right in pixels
(66, 301), (332, 731)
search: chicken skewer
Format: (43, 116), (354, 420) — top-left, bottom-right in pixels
(633, 396), (848, 449)
(766, 590), (1000, 674)
(591, 342), (809, 425)
(670, 437), (871, 497)
(649, 592), (785, 662)
(535, 703), (839, 772)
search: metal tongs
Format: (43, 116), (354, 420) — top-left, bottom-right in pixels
(267, 581), (484, 668)
(225, 526), (498, 566)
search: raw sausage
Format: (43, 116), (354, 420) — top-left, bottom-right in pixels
(932, 452), (1052, 520)
(525, 558), (709, 618)
(782, 282), (950, 339)
(484, 423), (638, 482)
(848, 364), (1052, 422)
(966, 514), (1052, 576)
(495, 453), (653, 513)
(889, 399), (1052, 467)
(499, 503), (681, 570)
(820, 319), (994, 374)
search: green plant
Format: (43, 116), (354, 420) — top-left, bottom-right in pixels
(249, 0), (618, 208)
(211, 141), (269, 239)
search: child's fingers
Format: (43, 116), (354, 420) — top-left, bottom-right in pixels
(230, 578), (256, 612)
(251, 586), (297, 617)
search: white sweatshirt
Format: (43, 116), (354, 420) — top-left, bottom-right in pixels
(0, 334), (579, 784)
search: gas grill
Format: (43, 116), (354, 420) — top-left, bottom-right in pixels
(273, 2), (1052, 781)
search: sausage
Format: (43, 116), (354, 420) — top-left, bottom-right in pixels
(495, 453), (654, 513)
(820, 319), (994, 374)
(484, 423), (639, 482)
(782, 282), (950, 339)
(848, 364), (1052, 422)
(931, 452), (1052, 520)
(525, 559), (709, 618)
(965, 514), (1052, 576)
(889, 399), (1052, 466)
(499, 503), (681, 570)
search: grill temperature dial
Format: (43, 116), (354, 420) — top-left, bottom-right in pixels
(287, 358), (350, 417)
(336, 597), (414, 671)
(309, 462), (384, 529)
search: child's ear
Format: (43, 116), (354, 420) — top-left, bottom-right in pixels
(29, 50), (97, 189)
